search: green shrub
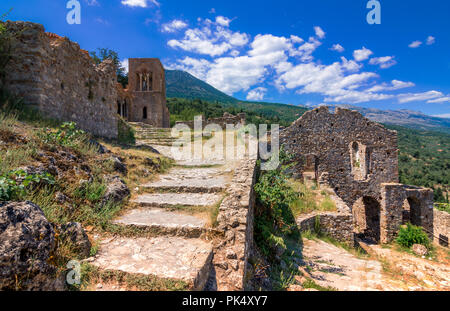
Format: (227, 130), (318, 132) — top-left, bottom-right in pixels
(0, 169), (55, 201)
(117, 117), (135, 145)
(38, 122), (87, 146)
(396, 223), (430, 249)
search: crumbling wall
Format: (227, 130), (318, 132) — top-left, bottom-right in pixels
(176, 112), (246, 130)
(211, 159), (257, 291)
(297, 212), (354, 244)
(433, 209), (450, 247)
(4, 21), (119, 138)
(380, 183), (434, 243)
(280, 106), (399, 208)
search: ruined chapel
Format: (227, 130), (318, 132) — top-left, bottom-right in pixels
(281, 106), (442, 245)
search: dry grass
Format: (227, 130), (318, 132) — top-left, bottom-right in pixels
(288, 180), (337, 217)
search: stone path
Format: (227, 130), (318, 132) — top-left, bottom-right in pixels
(87, 124), (233, 290)
(297, 238), (450, 291)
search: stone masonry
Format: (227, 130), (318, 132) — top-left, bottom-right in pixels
(433, 209), (450, 247)
(3, 21), (171, 138)
(125, 58), (170, 128)
(4, 21), (119, 138)
(281, 106), (435, 244)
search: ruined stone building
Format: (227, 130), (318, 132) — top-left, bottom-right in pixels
(3, 21), (170, 139)
(281, 106), (437, 245)
(117, 58), (170, 128)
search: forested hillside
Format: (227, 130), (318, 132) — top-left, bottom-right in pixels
(386, 125), (449, 203)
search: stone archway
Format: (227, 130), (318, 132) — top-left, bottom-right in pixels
(353, 196), (381, 243)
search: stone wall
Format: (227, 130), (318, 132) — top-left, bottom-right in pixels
(212, 159), (257, 291)
(127, 58), (170, 128)
(176, 112), (246, 130)
(433, 209), (450, 247)
(4, 21), (119, 138)
(380, 183), (434, 243)
(297, 212), (354, 244)
(280, 106), (399, 208)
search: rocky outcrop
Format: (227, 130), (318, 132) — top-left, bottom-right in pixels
(102, 175), (130, 205)
(58, 222), (91, 259)
(109, 156), (127, 175)
(0, 201), (63, 290)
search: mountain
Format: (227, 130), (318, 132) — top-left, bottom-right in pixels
(165, 69), (308, 125)
(165, 69), (450, 133)
(329, 105), (450, 134)
(165, 70), (237, 104)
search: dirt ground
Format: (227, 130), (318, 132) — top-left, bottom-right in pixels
(299, 238), (450, 291)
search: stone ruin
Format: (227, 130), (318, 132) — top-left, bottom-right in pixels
(117, 58), (170, 128)
(176, 112), (246, 129)
(281, 106), (437, 245)
(3, 21), (170, 139)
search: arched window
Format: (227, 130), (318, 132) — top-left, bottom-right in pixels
(148, 72), (153, 91)
(143, 107), (147, 119)
(136, 73), (141, 91)
(142, 74), (148, 91)
(117, 101), (121, 115)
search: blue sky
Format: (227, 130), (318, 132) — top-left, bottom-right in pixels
(2, 0), (450, 117)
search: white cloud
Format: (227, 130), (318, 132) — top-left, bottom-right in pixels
(367, 80), (415, 93)
(408, 40), (422, 48)
(426, 36), (435, 45)
(397, 90), (443, 103)
(353, 47), (373, 62)
(246, 87), (268, 101)
(121, 0), (160, 8)
(291, 37), (322, 62)
(209, 8), (216, 14)
(427, 97), (450, 104)
(121, 59), (129, 74)
(340, 57), (361, 72)
(166, 15), (448, 105)
(162, 20), (188, 33)
(331, 44), (344, 52)
(167, 18), (249, 57)
(369, 56), (397, 69)
(314, 26), (325, 39)
(433, 113), (450, 118)
(95, 18), (110, 25)
(169, 57), (212, 81)
(216, 16), (232, 27)
(290, 35), (304, 44)
(275, 59), (390, 104)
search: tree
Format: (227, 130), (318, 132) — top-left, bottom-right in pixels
(90, 48), (128, 88)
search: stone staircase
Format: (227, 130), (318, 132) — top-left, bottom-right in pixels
(86, 126), (233, 291)
(130, 122), (180, 146)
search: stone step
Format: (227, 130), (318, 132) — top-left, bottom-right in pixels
(132, 193), (223, 208)
(142, 168), (229, 193)
(87, 236), (213, 290)
(114, 208), (209, 238)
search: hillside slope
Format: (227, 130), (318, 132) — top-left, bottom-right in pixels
(165, 70), (307, 125)
(166, 70), (237, 104)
